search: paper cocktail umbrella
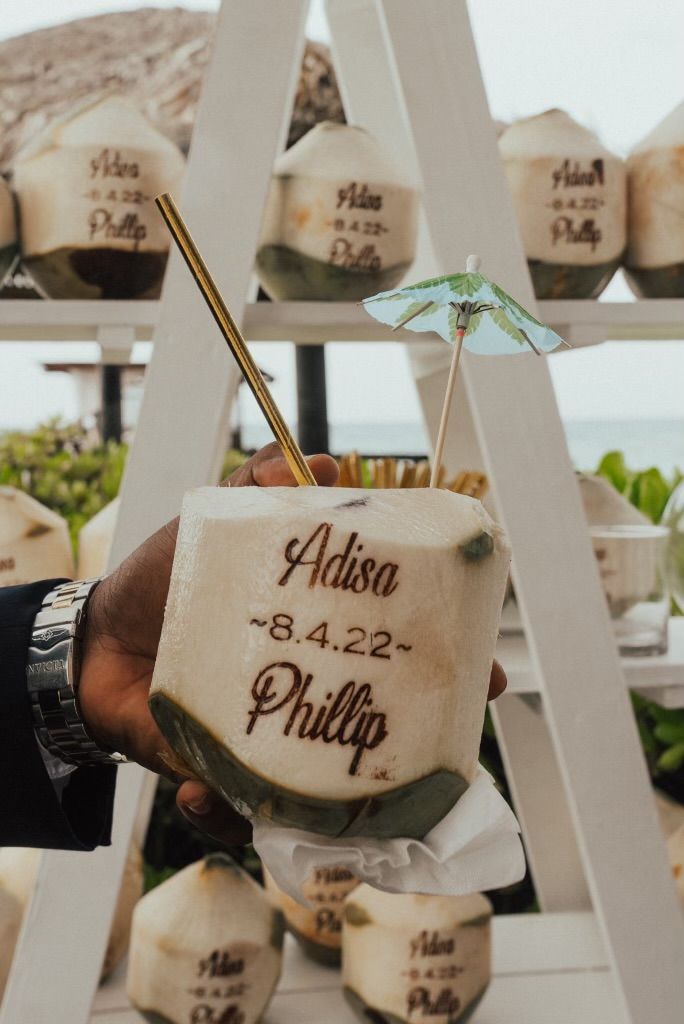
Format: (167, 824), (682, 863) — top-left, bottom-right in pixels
(363, 255), (569, 486)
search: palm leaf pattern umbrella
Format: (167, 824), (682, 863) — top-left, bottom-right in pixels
(362, 255), (569, 485)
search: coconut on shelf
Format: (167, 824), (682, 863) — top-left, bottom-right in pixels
(667, 824), (684, 908)
(264, 865), (359, 966)
(499, 109), (626, 299)
(0, 177), (18, 287)
(0, 843), (142, 995)
(343, 884), (493, 1024)
(0, 487), (74, 587)
(13, 94), (185, 299)
(625, 102), (684, 297)
(256, 122), (419, 301)
(127, 854), (284, 1024)
(149, 487), (510, 839)
(78, 497), (119, 578)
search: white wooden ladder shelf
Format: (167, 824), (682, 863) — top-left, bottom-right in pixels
(3, 3), (684, 1023)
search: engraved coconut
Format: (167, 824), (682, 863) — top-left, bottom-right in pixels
(264, 865), (359, 966)
(78, 497), (120, 578)
(343, 885), (492, 1024)
(127, 854), (284, 1024)
(0, 487), (74, 587)
(149, 487), (510, 839)
(256, 122), (419, 301)
(625, 102), (684, 297)
(499, 109), (626, 298)
(13, 94), (185, 299)
(0, 844), (142, 994)
(0, 177), (18, 287)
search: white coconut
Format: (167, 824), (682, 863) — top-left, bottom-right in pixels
(101, 841), (144, 981)
(0, 487), (74, 587)
(127, 854), (284, 1024)
(579, 474), (649, 527)
(256, 122), (419, 300)
(499, 109), (626, 297)
(655, 790), (684, 840)
(667, 823), (684, 909)
(626, 101), (684, 296)
(78, 497), (120, 578)
(149, 487), (510, 839)
(264, 865), (358, 965)
(343, 884), (492, 1024)
(0, 844), (142, 994)
(13, 94), (185, 298)
(0, 177), (17, 286)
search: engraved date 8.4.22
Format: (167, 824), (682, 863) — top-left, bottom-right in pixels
(249, 613), (413, 660)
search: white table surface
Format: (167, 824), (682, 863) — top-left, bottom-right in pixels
(92, 911), (623, 1024)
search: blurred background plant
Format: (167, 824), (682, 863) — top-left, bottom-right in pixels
(1, 421), (682, 908)
(0, 420), (127, 548)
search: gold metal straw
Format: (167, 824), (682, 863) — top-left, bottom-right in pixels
(155, 193), (316, 487)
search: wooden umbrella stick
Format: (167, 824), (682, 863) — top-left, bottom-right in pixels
(429, 327), (465, 488)
(156, 192), (316, 487)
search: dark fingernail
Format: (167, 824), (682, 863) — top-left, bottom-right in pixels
(184, 793), (213, 815)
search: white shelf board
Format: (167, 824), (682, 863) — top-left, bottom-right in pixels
(542, 298), (684, 345)
(1, 298), (683, 345)
(499, 616), (684, 707)
(92, 913), (617, 1024)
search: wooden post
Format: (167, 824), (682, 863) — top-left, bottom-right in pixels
(327, 1), (684, 1020)
(0, 5), (309, 1023)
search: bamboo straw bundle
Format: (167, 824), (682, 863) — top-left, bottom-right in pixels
(336, 452), (488, 500)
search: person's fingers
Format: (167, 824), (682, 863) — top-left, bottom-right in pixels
(225, 442), (339, 488)
(176, 780), (253, 846)
(487, 660), (507, 701)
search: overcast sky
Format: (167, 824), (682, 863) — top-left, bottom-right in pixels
(1, 0), (683, 433)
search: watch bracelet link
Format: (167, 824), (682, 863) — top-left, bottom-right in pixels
(27, 579), (127, 767)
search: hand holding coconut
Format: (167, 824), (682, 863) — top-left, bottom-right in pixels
(76, 442), (505, 848)
(78, 444), (339, 844)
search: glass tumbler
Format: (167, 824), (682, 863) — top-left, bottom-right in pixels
(591, 524), (670, 656)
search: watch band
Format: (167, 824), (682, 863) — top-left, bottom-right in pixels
(27, 579), (127, 767)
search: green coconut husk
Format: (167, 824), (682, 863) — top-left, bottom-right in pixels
(343, 984), (488, 1024)
(23, 247), (168, 299)
(624, 263), (684, 298)
(288, 923), (342, 967)
(0, 243), (17, 286)
(150, 692), (468, 839)
(255, 244), (413, 302)
(528, 255), (622, 299)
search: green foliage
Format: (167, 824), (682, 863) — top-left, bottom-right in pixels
(0, 420), (127, 549)
(595, 451), (684, 795)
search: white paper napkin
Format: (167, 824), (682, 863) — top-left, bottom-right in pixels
(253, 766), (525, 904)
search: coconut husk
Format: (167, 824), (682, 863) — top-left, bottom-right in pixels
(0, 7), (345, 171)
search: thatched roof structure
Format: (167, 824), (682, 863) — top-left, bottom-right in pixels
(0, 6), (345, 170)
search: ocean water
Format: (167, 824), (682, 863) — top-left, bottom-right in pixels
(242, 418), (684, 475)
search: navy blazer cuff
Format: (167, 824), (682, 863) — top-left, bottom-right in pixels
(0, 580), (116, 850)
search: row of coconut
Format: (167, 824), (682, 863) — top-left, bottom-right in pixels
(0, 94), (419, 303)
(2, 94), (684, 303)
(3, 821), (684, 1022)
(128, 854), (494, 1024)
(500, 104), (684, 299)
(0, 486), (117, 587)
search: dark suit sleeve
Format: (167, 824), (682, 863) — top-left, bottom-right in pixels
(0, 580), (116, 850)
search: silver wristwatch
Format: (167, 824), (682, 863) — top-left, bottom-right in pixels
(27, 579), (127, 767)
